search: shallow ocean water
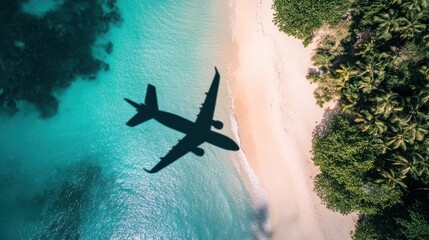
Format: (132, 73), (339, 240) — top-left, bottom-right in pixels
(0, 0), (262, 239)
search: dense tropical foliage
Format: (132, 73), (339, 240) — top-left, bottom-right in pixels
(273, 0), (350, 46)
(313, 113), (403, 215)
(275, 0), (429, 238)
(353, 199), (429, 240)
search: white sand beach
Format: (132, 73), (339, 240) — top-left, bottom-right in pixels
(230, 0), (358, 239)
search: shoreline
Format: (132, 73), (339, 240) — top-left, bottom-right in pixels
(229, 0), (357, 239)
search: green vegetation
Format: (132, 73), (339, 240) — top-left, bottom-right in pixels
(275, 0), (429, 238)
(313, 113), (402, 215)
(353, 199), (429, 240)
(273, 0), (350, 46)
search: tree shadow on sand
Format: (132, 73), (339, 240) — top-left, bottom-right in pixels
(312, 104), (340, 138)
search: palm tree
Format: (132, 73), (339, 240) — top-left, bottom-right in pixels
(357, 76), (381, 94)
(374, 9), (399, 38)
(418, 84), (429, 105)
(417, 138), (429, 154)
(424, 33), (429, 47)
(394, 152), (429, 177)
(386, 125), (410, 150)
(401, 0), (428, 13)
(379, 49), (403, 70)
(354, 110), (387, 135)
(373, 92), (403, 119)
(420, 66), (429, 81)
(357, 57), (386, 80)
(409, 152), (429, 177)
(335, 64), (358, 82)
(395, 14), (426, 39)
(375, 138), (391, 154)
(357, 40), (376, 56)
(391, 154), (412, 175)
(341, 85), (361, 112)
(376, 168), (407, 188)
(399, 97), (428, 123)
(403, 122), (428, 142)
(391, 0), (405, 5)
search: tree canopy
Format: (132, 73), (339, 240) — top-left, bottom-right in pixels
(273, 0), (350, 46)
(274, 0), (429, 237)
(353, 199), (429, 240)
(313, 113), (402, 215)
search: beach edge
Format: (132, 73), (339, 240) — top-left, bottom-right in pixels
(229, 0), (358, 239)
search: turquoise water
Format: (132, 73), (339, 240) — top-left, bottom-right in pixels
(0, 0), (262, 239)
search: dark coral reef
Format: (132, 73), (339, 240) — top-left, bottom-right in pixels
(0, 0), (121, 117)
(0, 159), (107, 239)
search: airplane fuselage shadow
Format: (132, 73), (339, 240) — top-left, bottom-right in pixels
(155, 110), (239, 150)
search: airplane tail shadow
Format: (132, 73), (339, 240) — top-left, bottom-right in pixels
(124, 84), (158, 127)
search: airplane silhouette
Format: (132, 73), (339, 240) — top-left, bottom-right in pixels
(124, 67), (239, 173)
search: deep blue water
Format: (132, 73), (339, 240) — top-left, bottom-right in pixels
(0, 0), (262, 239)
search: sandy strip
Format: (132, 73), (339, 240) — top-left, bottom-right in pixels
(230, 0), (357, 239)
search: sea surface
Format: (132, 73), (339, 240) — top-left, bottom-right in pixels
(0, 0), (264, 239)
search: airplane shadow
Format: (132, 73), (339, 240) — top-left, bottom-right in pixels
(124, 67), (240, 173)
